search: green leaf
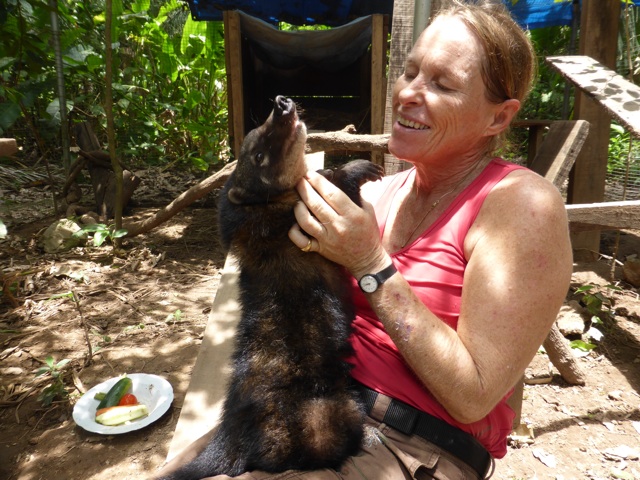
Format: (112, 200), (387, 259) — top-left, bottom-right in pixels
(0, 102), (23, 131)
(569, 340), (596, 352)
(93, 230), (108, 247)
(85, 53), (103, 72)
(574, 285), (595, 294)
(131, 0), (150, 13)
(56, 359), (71, 369)
(0, 57), (15, 69)
(48, 292), (74, 300)
(78, 223), (107, 233)
(111, 228), (128, 238)
(34, 367), (50, 377)
(63, 45), (96, 65)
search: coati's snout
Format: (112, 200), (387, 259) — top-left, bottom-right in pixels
(273, 95), (295, 119)
(228, 96), (308, 205)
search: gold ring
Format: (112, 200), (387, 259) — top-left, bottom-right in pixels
(301, 239), (312, 252)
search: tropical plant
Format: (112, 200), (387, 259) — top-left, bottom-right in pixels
(0, 0), (229, 172)
(34, 355), (71, 407)
(72, 223), (128, 247)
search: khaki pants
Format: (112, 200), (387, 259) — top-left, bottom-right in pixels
(152, 416), (486, 480)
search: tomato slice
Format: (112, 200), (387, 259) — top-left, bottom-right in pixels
(117, 393), (138, 406)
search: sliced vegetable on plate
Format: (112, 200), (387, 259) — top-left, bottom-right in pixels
(73, 373), (173, 434)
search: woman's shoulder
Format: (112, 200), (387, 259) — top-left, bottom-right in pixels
(485, 164), (568, 225)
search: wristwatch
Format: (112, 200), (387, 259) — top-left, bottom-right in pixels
(358, 263), (397, 294)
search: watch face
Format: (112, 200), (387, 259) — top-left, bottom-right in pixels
(359, 274), (378, 293)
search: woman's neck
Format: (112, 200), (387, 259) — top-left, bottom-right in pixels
(411, 154), (491, 200)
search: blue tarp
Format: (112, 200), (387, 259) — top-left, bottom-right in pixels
(508, 0), (575, 29)
(187, 0), (638, 29)
(186, 0), (393, 27)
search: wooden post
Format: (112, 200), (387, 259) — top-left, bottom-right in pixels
(224, 11), (244, 159)
(382, 0), (415, 174)
(567, 0), (621, 260)
(370, 14), (388, 166)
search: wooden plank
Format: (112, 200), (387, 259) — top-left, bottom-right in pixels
(566, 200), (640, 232)
(529, 120), (590, 190)
(547, 55), (640, 138)
(224, 11), (244, 158)
(167, 255), (239, 461)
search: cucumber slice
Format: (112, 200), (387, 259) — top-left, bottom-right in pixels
(95, 404), (149, 426)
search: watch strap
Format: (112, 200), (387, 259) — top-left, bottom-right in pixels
(358, 263), (397, 293)
(374, 263), (397, 284)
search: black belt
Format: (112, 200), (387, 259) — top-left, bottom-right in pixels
(355, 383), (491, 478)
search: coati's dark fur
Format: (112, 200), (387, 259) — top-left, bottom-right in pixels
(159, 96), (384, 479)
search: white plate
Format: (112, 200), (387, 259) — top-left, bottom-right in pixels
(73, 373), (173, 434)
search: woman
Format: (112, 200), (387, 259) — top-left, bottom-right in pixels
(288, 0), (572, 478)
(156, 1), (572, 478)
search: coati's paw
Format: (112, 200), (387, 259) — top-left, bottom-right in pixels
(318, 159), (384, 207)
(335, 159), (384, 186)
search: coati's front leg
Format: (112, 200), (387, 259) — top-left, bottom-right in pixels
(318, 160), (384, 207)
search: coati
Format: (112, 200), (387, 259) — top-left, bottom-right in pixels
(159, 96), (384, 479)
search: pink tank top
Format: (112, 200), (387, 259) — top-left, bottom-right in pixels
(348, 158), (526, 458)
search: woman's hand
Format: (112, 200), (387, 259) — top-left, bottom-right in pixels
(288, 171), (390, 278)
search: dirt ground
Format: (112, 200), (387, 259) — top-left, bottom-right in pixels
(1, 168), (640, 480)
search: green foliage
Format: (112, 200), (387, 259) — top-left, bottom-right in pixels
(608, 123), (640, 189)
(569, 339), (597, 352)
(572, 284), (622, 352)
(166, 308), (183, 323)
(521, 25), (574, 121)
(1, 0), (229, 170)
(73, 223), (128, 247)
(34, 355), (71, 407)
(575, 284), (620, 318)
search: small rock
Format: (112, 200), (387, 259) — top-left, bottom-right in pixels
(608, 390), (624, 401)
(623, 254), (640, 287)
(533, 448), (557, 468)
(611, 467), (635, 480)
(556, 303), (586, 336)
(40, 218), (82, 253)
(604, 445), (640, 461)
(524, 353), (553, 384)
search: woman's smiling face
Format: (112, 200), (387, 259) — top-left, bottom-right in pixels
(388, 15), (504, 165)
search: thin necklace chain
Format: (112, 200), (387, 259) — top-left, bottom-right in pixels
(400, 159), (486, 248)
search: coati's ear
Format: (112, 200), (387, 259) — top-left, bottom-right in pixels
(228, 187), (248, 205)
